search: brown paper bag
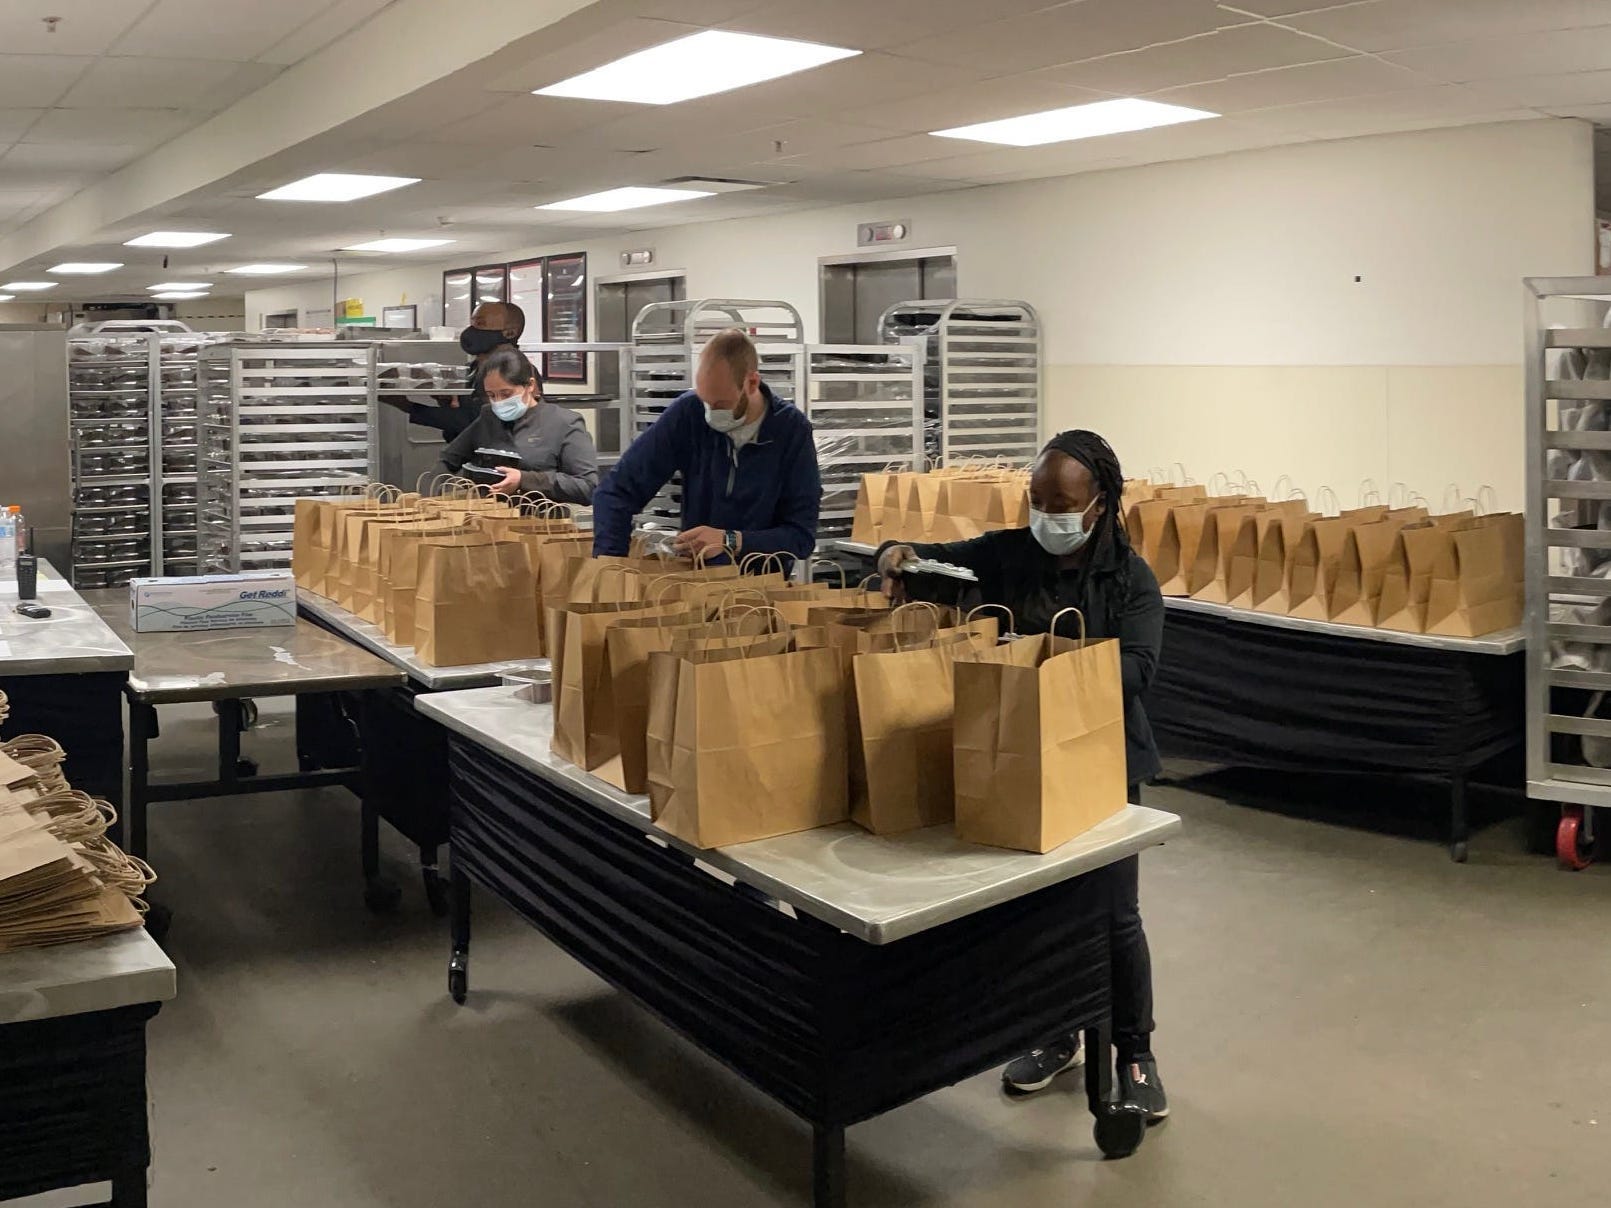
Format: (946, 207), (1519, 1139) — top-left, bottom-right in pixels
(1155, 501), (1214, 596)
(1238, 508), (1316, 612)
(645, 644), (848, 848)
(414, 540), (542, 667)
(550, 588), (691, 771)
(1187, 502), (1264, 604)
(1423, 519), (1522, 637)
(1331, 514), (1425, 626)
(850, 468), (910, 545)
(953, 626), (1127, 853)
(849, 627), (998, 835)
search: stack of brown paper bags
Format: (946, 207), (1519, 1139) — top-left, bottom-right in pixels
(0, 798), (143, 953)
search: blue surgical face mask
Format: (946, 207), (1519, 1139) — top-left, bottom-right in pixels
(490, 394), (527, 422)
(1030, 499), (1098, 556)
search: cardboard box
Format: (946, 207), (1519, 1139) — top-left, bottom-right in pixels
(129, 571), (297, 633)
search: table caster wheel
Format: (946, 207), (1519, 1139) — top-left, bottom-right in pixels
(1450, 840), (1468, 864)
(1557, 805), (1594, 871)
(448, 952), (469, 1005)
(1093, 1105), (1148, 1159)
(363, 878), (402, 914)
(422, 868), (449, 917)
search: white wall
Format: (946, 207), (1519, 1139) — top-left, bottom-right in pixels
(248, 118), (1594, 508)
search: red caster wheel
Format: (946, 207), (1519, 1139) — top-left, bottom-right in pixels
(1557, 806), (1594, 871)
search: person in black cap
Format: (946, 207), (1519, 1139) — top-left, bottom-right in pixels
(384, 301), (526, 440)
(875, 429), (1168, 1122)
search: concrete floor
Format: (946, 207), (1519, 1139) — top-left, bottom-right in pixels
(56, 701), (1611, 1206)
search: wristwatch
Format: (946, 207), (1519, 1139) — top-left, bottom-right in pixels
(725, 529), (740, 554)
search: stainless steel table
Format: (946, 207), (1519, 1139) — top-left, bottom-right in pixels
(0, 930), (175, 1207)
(83, 593), (405, 912)
(0, 561), (133, 807)
(296, 587), (549, 690)
(418, 686), (1180, 1205)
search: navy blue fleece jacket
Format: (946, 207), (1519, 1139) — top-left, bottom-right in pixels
(590, 384), (820, 561)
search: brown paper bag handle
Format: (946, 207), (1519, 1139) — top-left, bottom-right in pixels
(1441, 482), (1464, 513)
(1474, 485), (1497, 515)
(1172, 462), (1192, 486)
(965, 603), (1015, 636)
(713, 587), (770, 614)
(590, 562), (642, 603)
(890, 601), (942, 646)
(1314, 485), (1339, 516)
(739, 551), (789, 577)
(807, 558), (847, 590)
(1049, 607), (1088, 646)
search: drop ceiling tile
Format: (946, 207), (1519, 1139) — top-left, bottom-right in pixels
(768, 171), (973, 202)
(24, 107), (195, 146)
(1233, 84), (1533, 136)
(1558, 102), (1611, 122)
(1385, 25), (1611, 83)
(763, 132), (969, 173)
(1279, 0), (1611, 53)
(622, 0), (774, 22)
(429, 94), (643, 147)
(1153, 55), (1429, 112)
(1039, 22), (1349, 94)
(699, 119), (905, 162)
(0, 1), (151, 53)
(892, 0), (1245, 73)
(60, 57), (283, 111)
(0, 110), (44, 143)
(256, 0), (392, 64)
(717, 0), (1073, 51)
(0, 55), (93, 108)
(112, 0), (329, 60)
(1461, 69), (1611, 109)
(0, 141), (139, 172)
(835, 75), (1120, 135)
(328, 86), (507, 142)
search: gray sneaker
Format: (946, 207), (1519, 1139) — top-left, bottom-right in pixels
(1002, 1035), (1085, 1095)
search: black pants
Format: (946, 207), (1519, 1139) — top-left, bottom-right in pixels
(1113, 782), (1156, 1063)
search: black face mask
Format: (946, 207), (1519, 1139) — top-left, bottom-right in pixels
(460, 326), (505, 356)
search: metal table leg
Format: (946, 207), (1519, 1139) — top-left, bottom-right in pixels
(110, 1164), (148, 1207)
(124, 701), (155, 861)
(812, 1124), (846, 1208)
(1450, 771), (1470, 863)
(448, 863), (471, 1004)
(1085, 1023), (1148, 1159)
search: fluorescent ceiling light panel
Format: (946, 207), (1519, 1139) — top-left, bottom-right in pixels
(931, 98), (1217, 147)
(124, 231), (230, 248)
(538, 186), (713, 213)
(536, 30), (859, 105)
(258, 173), (420, 202)
(226, 263), (309, 275)
(152, 291), (208, 300)
(147, 282), (211, 291)
(2, 281), (55, 290)
(49, 262), (122, 274)
(341, 237), (454, 253)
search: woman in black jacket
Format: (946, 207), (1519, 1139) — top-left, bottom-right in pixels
(876, 429), (1168, 1121)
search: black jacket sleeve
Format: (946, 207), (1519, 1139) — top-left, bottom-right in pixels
(1117, 555), (1164, 703)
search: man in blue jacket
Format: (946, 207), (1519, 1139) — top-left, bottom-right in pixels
(591, 328), (820, 562)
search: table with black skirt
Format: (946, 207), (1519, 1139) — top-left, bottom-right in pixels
(0, 930), (176, 1207)
(295, 587), (549, 913)
(1150, 596), (1525, 861)
(416, 684), (1181, 1208)
(0, 561), (132, 808)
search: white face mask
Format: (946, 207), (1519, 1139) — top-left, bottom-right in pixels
(489, 393), (528, 422)
(705, 402), (747, 434)
(1030, 499), (1098, 555)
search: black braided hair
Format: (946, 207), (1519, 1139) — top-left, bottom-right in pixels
(1039, 429), (1132, 630)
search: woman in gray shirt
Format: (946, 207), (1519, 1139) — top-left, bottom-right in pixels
(435, 348), (598, 505)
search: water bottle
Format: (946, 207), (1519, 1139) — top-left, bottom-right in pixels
(0, 507), (14, 574)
